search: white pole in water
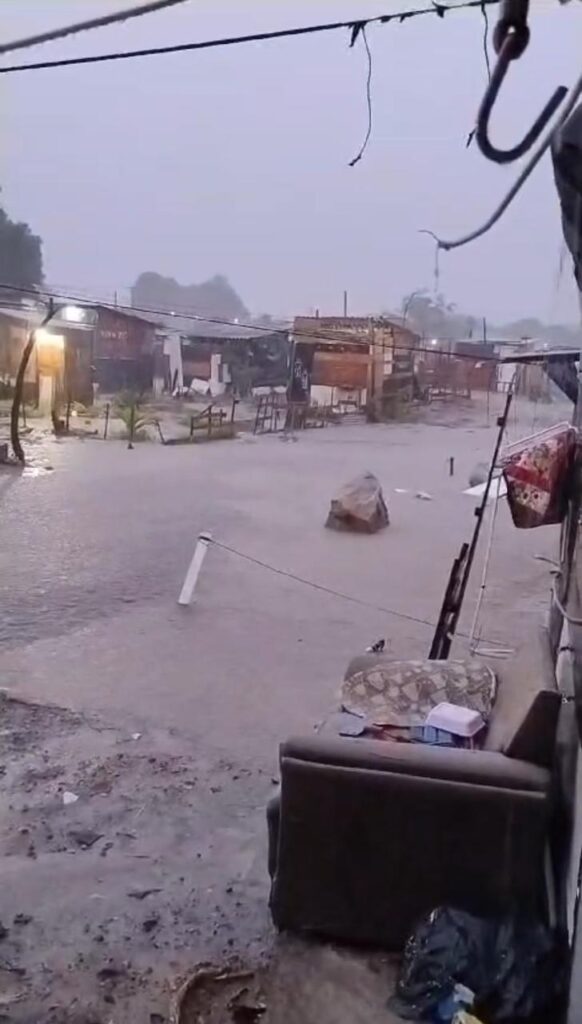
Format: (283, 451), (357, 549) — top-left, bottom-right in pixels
(178, 531), (212, 606)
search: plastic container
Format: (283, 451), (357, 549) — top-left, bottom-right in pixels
(425, 702), (485, 738)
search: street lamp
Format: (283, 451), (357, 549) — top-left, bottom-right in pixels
(10, 300), (84, 463)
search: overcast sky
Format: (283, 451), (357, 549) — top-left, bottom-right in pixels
(1, 0), (580, 323)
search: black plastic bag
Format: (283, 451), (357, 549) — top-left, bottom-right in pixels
(389, 907), (563, 1022)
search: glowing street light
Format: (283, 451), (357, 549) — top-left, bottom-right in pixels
(61, 304), (85, 324)
(35, 328), (65, 350)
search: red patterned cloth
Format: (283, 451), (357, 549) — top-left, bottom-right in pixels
(501, 425), (577, 529)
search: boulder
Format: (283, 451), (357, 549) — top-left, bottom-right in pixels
(326, 472), (389, 533)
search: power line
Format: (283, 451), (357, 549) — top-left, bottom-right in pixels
(0, 0), (192, 57)
(0, 281), (504, 364)
(348, 23), (374, 167)
(0, 0), (502, 75)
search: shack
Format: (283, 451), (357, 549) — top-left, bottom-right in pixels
(92, 305), (158, 393)
(179, 331), (289, 397)
(291, 316), (419, 412)
(0, 302), (95, 408)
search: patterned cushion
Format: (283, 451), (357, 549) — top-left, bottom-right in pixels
(340, 659), (497, 729)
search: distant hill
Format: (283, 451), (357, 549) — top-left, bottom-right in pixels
(131, 272), (249, 325)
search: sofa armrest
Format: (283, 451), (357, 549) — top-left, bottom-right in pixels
(281, 735), (550, 793)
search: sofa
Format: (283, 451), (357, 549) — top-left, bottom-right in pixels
(267, 635), (561, 949)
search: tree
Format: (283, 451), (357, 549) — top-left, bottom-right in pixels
(0, 202), (43, 295)
(131, 271), (248, 323)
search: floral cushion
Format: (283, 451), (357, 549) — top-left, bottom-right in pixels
(340, 659), (497, 729)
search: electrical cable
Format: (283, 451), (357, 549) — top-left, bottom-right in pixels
(0, 282), (505, 366)
(208, 537), (502, 645)
(465, 2), (492, 147)
(348, 24), (374, 167)
(422, 64), (582, 252)
(0, 0), (502, 75)
(0, 0), (192, 57)
(481, 1), (491, 82)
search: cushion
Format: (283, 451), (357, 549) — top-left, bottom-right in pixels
(340, 658), (497, 729)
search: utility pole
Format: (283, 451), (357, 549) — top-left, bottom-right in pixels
(343, 290), (348, 318)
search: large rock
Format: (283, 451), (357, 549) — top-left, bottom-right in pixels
(326, 472), (389, 533)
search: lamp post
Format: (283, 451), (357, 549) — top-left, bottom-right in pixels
(10, 300), (85, 462)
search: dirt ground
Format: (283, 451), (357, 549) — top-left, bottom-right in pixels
(0, 392), (569, 1022)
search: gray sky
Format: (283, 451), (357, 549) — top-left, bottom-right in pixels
(1, 0), (581, 323)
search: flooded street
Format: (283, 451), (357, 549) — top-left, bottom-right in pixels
(0, 399), (565, 1021)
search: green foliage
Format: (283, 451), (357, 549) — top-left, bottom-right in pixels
(0, 202), (43, 292)
(114, 392), (151, 440)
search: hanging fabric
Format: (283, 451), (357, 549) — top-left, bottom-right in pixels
(501, 423), (577, 528)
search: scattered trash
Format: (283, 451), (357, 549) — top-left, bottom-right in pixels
(463, 476), (506, 501)
(171, 966), (259, 1024)
(390, 907), (564, 1023)
(436, 982), (475, 1021)
(415, 491), (432, 501)
(395, 487), (409, 494)
(97, 964), (126, 983)
(127, 888), (162, 900)
(0, 959), (25, 976)
(62, 790), (79, 806)
(365, 638), (385, 653)
(228, 989), (267, 1023)
(131, 732), (142, 741)
(69, 829), (103, 850)
(12, 915), (32, 927)
(326, 472), (389, 533)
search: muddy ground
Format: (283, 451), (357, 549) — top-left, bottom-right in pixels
(0, 693), (403, 1024)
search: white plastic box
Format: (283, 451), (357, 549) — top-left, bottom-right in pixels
(425, 702), (485, 738)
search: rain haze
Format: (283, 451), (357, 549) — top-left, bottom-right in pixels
(3, 3), (582, 1022)
(1, 0), (580, 323)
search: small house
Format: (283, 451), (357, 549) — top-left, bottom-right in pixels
(290, 316), (419, 411)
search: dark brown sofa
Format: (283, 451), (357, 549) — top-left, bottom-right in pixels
(267, 647), (561, 949)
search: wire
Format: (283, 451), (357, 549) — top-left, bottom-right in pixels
(0, 280), (506, 366)
(0, 0), (192, 57)
(423, 63), (582, 252)
(0, 0), (502, 75)
(481, 2), (491, 82)
(209, 537), (507, 646)
(349, 24), (374, 167)
(209, 538), (441, 631)
(465, 3), (491, 148)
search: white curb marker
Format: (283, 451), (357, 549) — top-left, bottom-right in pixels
(178, 531), (212, 606)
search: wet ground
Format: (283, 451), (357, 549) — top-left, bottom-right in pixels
(0, 394), (566, 1021)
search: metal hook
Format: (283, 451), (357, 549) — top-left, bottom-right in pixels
(476, 30), (568, 164)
